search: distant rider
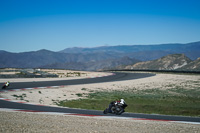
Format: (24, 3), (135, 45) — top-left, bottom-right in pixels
(108, 99), (128, 113)
(2, 81), (10, 89)
(5, 81), (10, 87)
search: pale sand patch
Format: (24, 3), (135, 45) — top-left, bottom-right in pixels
(0, 70), (113, 83)
(1, 72), (200, 106)
(0, 72), (18, 75)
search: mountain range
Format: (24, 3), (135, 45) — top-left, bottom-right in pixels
(124, 54), (200, 71)
(0, 41), (200, 71)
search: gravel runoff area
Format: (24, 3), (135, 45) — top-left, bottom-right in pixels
(0, 110), (200, 133)
(1, 70), (200, 132)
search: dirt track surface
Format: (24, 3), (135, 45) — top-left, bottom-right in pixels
(0, 111), (199, 133)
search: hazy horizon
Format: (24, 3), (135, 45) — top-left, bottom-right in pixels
(1, 40), (199, 53)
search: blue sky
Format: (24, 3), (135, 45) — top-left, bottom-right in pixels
(0, 0), (200, 52)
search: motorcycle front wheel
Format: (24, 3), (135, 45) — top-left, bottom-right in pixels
(115, 107), (124, 115)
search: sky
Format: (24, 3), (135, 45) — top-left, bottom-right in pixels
(0, 0), (200, 52)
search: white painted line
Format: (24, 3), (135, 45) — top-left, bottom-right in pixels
(172, 121), (200, 125)
(24, 88), (33, 90)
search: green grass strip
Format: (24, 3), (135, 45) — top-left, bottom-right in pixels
(57, 88), (200, 117)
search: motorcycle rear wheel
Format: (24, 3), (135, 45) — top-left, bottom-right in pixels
(1, 85), (7, 89)
(103, 108), (108, 114)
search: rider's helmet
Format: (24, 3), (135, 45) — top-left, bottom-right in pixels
(120, 99), (125, 104)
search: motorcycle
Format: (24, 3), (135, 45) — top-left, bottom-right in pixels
(103, 102), (125, 115)
(1, 83), (9, 89)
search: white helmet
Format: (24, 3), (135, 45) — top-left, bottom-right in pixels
(120, 99), (125, 104)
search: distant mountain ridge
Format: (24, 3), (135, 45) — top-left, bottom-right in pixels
(42, 56), (139, 71)
(60, 41), (200, 60)
(178, 57), (200, 71)
(0, 41), (200, 71)
(124, 54), (192, 70)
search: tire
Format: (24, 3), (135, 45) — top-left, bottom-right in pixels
(103, 108), (108, 114)
(2, 85), (6, 89)
(115, 106), (124, 115)
(116, 109), (124, 115)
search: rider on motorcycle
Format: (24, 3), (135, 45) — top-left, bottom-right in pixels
(5, 81), (10, 87)
(2, 81), (10, 89)
(108, 99), (128, 113)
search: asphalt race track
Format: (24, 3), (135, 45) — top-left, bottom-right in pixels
(0, 72), (154, 89)
(0, 72), (200, 123)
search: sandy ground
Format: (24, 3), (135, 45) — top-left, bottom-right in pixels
(0, 110), (200, 133)
(0, 71), (200, 132)
(0, 69), (112, 83)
